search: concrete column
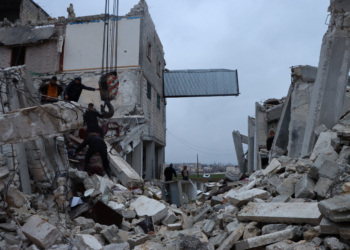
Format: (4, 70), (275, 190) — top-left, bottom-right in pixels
(232, 131), (246, 173)
(157, 146), (165, 179)
(16, 143), (31, 194)
(247, 117), (255, 174)
(254, 102), (267, 170)
(132, 140), (143, 177)
(302, 9), (350, 156)
(270, 86), (293, 159)
(145, 141), (155, 181)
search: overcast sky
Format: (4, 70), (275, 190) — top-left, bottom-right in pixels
(42, 0), (330, 165)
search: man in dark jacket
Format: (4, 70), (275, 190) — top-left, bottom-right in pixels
(164, 163), (177, 182)
(84, 103), (105, 139)
(39, 76), (63, 104)
(64, 76), (99, 102)
(74, 133), (112, 178)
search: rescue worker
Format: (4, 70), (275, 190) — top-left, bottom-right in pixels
(83, 103), (105, 139)
(74, 133), (112, 178)
(164, 163), (177, 182)
(39, 76), (63, 104)
(181, 165), (189, 180)
(64, 76), (99, 102)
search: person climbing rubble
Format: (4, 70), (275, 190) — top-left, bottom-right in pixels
(64, 76), (99, 102)
(39, 76), (64, 104)
(83, 103), (105, 139)
(74, 132), (112, 178)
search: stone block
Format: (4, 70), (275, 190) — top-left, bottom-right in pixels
(309, 131), (338, 162)
(74, 217), (95, 231)
(167, 223), (182, 231)
(131, 196), (167, 223)
(101, 225), (122, 244)
(161, 210), (177, 226)
(318, 194), (350, 222)
(22, 215), (60, 249)
(295, 159), (312, 174)
(271, 195), (291, 203)
(314, 177), (334, 198)
(318, 160), (344, 180)
(308, 152), (338, 180)
(295, 175), (316, 199)
(209, 232), (228, 248)
(75, 234), (103, 250)
(6, 186), (26, 208)
(324, 237), (349, 250)
(102, 242), (130, 250)
(202, 219), (216, 236)
(266, 240), (295, 250)
(217, 223), (245, 250)
(227, 188), (269, 207)
(235, 229), (294, 250)
(320, 217), (340, 234)
(276, 176), (295, 196)
(127, 234), (149, 249)
(193, 205), (213, 223)
(262, 224), (288, 235)
(180, 214), (193, 230)
(262, 159), (281, 176)
(211, 196), (223, 206)
(238, 202), (322, 225)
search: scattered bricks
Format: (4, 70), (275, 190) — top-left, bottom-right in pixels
(276, 176), (295, 196)
(318, 160), (345, 180)
(217, 223), (245, 250)
(271, 195), (291, 203)
(193, 205), (213, 223)
(295, 159), (312, 174)
(262, 158), (281, 176)
(181, 214), (193, 230)
(318, 194), (350, 222)
(161, 210), (177, 226)
(266, 240), (295, 250)
(175, 233), (211, 250)
(238, 202), (322, 225)
(127, 234), (149, 249)
(211, 196), (223, 206)
(74, 217), (95, 231)
(295, 175), (316, 199)
(262, 224), (288, 235)
(22, 215), (60, 249)
(227, 188), (269, 207)
(235, 229), (295, 250)
(102, 242), (130, 250)
(324, 237), (350, 250)
(101, 225), (122, 244)
(314, 177), (334, 198)
(167, 223), (182, 231)
(243, 222), (262, 239)
(131, 196), (167, 223)
(202, 219), (216, 236)
(75, 234), (103, 250)
(209, 232), (228, 248)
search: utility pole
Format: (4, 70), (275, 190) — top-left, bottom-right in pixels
(197, 154), (199, 177)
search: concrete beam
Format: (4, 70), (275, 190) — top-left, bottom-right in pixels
(247, 117), (255, 174)
(131, 140), (143, 177)
(266, 104), (284, 121)
(145, 141), (155, 181)
(302, 18), (350, 156)
(0, 101), (84, 145)
(232, 131), (246, 174)
(240, 134), (248, 145)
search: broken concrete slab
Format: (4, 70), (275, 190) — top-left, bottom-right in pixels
(266, 240), (295, 250)
(217, 223), (245, 250)
(0, 101), (84, 145)
(193, 205), (213, 223)
(227, 188), (269, 207)
(209, 232), (228, 248)
(176, 233), (211, 250)
(235, 228), (295, 250)
(320, 217), (340, 234)
(237, 202), (322, 225)
(318, 194), (350, 222)
(308, 152), (339, 180)
(101, 225), (122, 244)
(131, 196), (167, 223)
(262, 158), (281, 176)
(102, 243), (130, 250)
(22, 215), (60, 249)
(243, 222), (261, 239)
(271, 195), (291, 203)
(309, 131), (338, 162)
(75, 234), (103, 250)
(324, 237), (350, 250)
(314, 177), (334, 198)
(276, 176), (295, 196)
(262, 224), (288, 235)
(295, 175), (316, 199)
(318, 160), (345, 180)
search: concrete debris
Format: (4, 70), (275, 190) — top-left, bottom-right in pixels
(318, 194), (350, 222)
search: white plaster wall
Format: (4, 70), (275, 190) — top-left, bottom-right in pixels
(63, 17), (140, 71)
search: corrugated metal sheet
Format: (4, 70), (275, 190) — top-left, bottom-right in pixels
(164, 69), (239, 98)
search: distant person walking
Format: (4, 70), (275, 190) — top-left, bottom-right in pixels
(164, 163), (177, 182)
(181, 166), (189, 180)
(39, 76), (63, 104)
(64, 76), (99, 102)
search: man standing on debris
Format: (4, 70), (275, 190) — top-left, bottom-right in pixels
(74, 133), (112, 178)
(164, 163), (177, 182)
(64, 76), (99, 102)
(84, 103), (105, 139)
(181, 165), (189, 180)
(39, 76), (63, 104)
